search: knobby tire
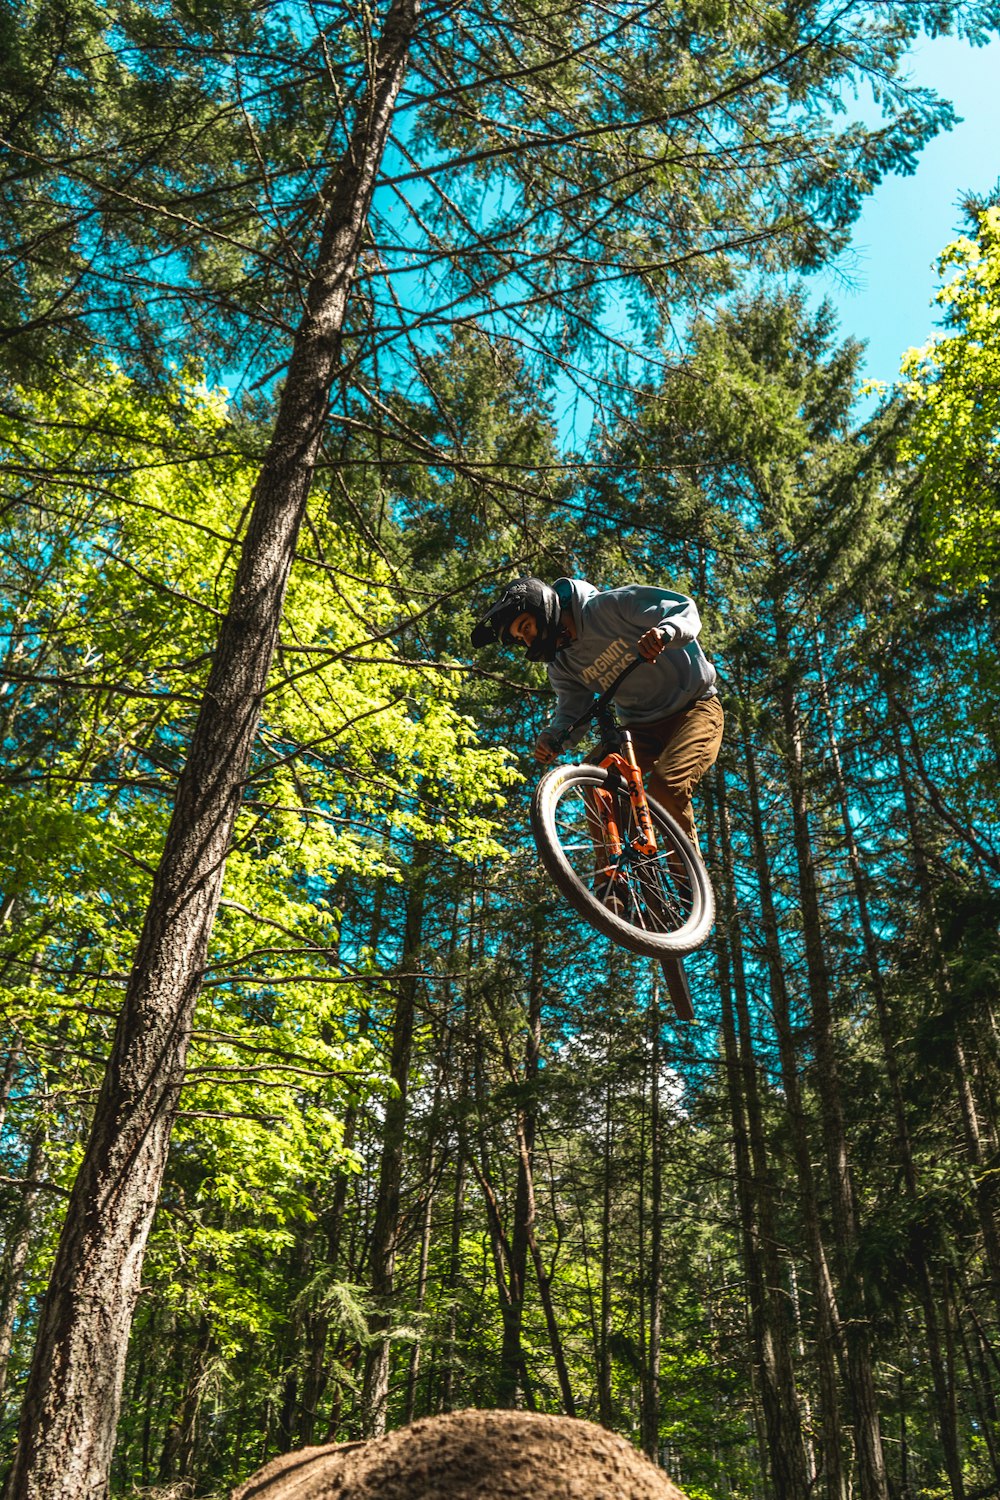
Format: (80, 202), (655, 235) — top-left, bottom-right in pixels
(530, 763), (714, 958)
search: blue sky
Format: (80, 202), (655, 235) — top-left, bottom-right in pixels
(815, 33), (1000, 388)
(550, 32), (1000, 448)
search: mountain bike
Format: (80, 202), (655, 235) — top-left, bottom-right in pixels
(529, 657), (715, 965)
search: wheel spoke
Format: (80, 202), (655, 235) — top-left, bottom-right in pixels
(533, 764), (711, 957)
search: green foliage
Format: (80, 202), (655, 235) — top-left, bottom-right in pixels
(0, 0), (367, 380)
(900, 206), (1000, 590)
(4, 3), (1000, 1494)
(0, 359), (517, 1479)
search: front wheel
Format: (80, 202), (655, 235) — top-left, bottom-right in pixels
(530, 763), (715, 958)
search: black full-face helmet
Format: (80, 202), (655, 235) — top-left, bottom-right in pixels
(471, 576), (564, 662)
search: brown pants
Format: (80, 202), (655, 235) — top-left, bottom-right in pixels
(591, 696), (724, 849)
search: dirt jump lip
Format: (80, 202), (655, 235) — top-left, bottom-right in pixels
(231, 1408), (689, 1500)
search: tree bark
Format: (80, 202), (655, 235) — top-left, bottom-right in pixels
(816, 643), (964, 1499)
(497, 923), (545, 1407)
(440, 1139), (466, 1415)
(640, 983), (663, 1463)
(0, 1040), (20, 1138)
(3, 7), (419, 1493)
(597, 1070), (614, 1428)
(777, 655), (889, 1500)
(0, 1129), (44, 1403)
(887, 704), (1000, 1319)
(403, 1149), (436, 1425)
(711, 773), (812, 1500)
(739, 713), (848, 1500)
(527, 1223), (577, 1417)
(361, 839), (430, 1437)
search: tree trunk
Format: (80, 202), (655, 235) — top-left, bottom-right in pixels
(598, 1070), (614, 1428)
(139, 1313), (157, 1487)
(711, 773), (812, 1500)
(310, 887), (382, 1446)
(777, 657), (889, 1500)
(4, 7), (418, 1493)
(468, 1103), (532, 1412)
(952, 1271), (1000, 1485)
(640, 983), (664, 1463)
(157, 1315), (210, 1485)
(497, 923), (545, 1407)
(440, 1140), (466, 1414)
(739, 713), (848, 1500)
(816, 643), (964, 1499)
(526, 1224), (576, 1417)
(404, 1138), (437, 1424)
(887, 704), (1000, 1317)
(0, 1129), (44, 1403)
(361, 840), (430, 1437)
(0, 1040), (20, 1137)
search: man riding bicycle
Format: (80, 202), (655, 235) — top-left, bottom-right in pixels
(471, 576), (724, 855)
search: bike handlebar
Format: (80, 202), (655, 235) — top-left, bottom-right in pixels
(550, 654), (646, 753)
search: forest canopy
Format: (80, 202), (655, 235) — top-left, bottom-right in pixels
(1, 2), (999, 1498)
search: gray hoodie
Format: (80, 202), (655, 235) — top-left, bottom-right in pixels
(545, 579), (717, 739)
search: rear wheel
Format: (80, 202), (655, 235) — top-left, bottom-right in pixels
(530, 763), (714, 957)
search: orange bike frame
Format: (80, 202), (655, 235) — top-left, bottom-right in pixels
(591, 731), (658, 867)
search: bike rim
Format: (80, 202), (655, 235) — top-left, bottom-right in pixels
(550, 777), (698, 941)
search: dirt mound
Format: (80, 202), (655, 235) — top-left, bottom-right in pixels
(231, 1408), (688, 1500)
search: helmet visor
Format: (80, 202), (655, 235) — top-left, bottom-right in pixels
(470, 597), (523, 648)
(470, 578), (561, 655)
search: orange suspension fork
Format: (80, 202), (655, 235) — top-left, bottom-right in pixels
(595, 732), (658, 861)
(592, 786), (623, 863)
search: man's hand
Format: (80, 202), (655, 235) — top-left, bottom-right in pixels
(534, 731), (560, 765)
(637, 626), (667, 662)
